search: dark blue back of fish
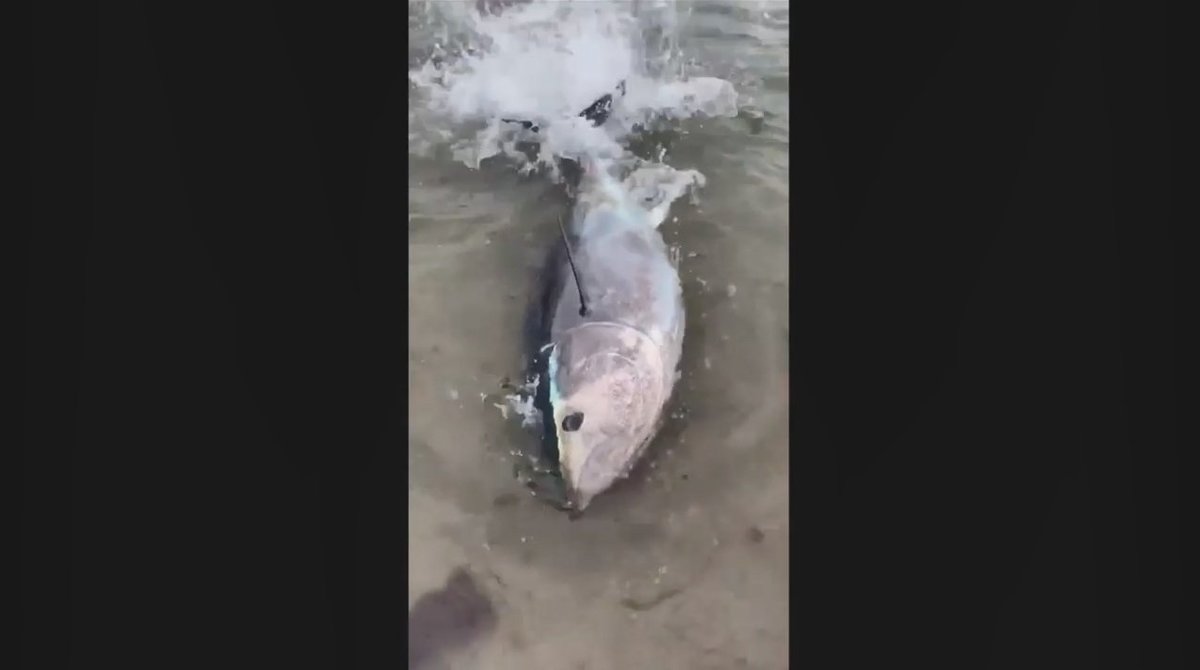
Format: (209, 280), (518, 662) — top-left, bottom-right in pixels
(517, 228), (575, 510)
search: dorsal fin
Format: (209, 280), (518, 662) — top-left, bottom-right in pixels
(500, 79), (626, 133)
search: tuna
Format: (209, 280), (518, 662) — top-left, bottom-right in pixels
(521, 157), (686, 513)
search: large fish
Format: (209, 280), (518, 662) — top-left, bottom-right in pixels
(520, 157), (686, 513)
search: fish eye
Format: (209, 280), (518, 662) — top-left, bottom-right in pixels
(562, 412), (584, 432)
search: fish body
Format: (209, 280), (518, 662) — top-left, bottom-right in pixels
(523, 159), (685, 512)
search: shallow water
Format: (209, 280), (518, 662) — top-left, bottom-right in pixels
(408, 2), (789, 667)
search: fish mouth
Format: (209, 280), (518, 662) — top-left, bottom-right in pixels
(559, 459), (591, 512)
(565, 488), (586, 513)
(560, 431), (643, 515)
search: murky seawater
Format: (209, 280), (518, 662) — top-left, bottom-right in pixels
(408, 2), (788, 668)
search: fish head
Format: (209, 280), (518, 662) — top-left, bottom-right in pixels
(548, 323), (667, 511)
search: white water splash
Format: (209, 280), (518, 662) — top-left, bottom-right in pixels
(497, 373), (542, 428)
(409, 0), (739, 199)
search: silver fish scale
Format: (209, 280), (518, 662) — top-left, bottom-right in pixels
(540, 173), (685, 510)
